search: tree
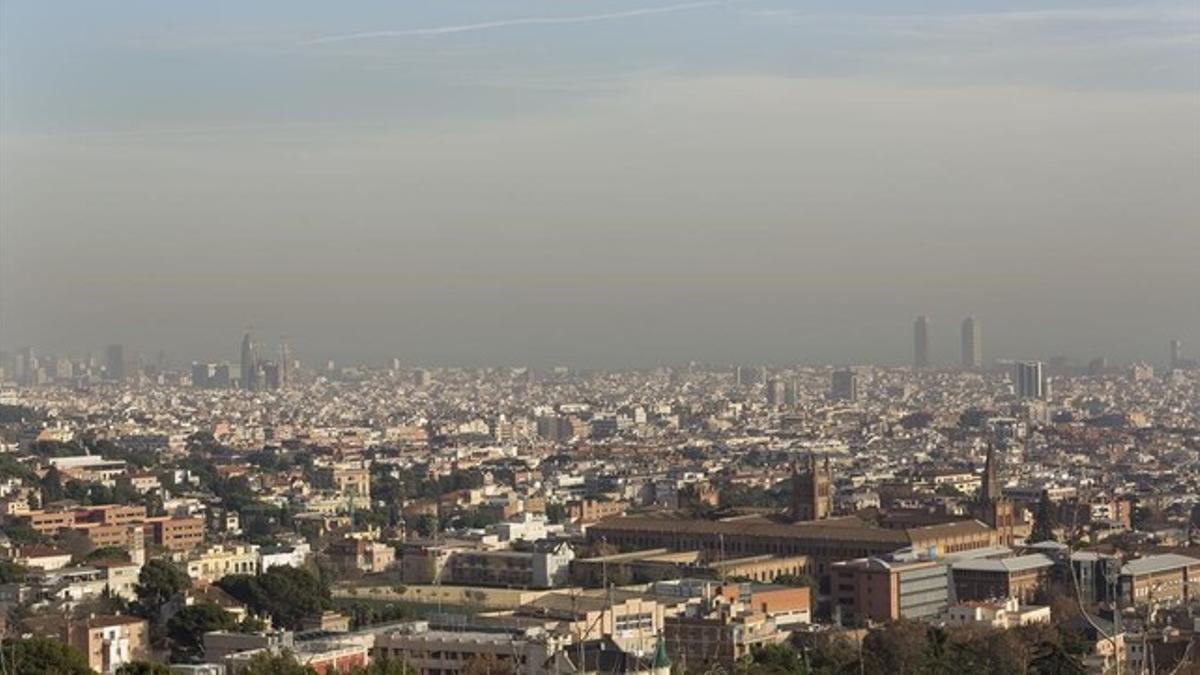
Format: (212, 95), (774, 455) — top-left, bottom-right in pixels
(40, 466), (65, 504)
(240, 650), (315, 675)
(167, 602), (238, 661)
(134, 559), (191, 617)
(861, 620), (931, 675)
(1028, 641), (1087, 675)
(85, 546), (132, 563)
(116, 661), (173, 675)
(0, 453), (37, 481)
(739, 643), (809, 674)
(1028, 490), (1058, 543)
(0, 519), (48, 545)
(216, 566), (329, 630)
(0, 559), (28, 583)
(774, 573), (817, 590)
(413, 513), (439, 538)
(0, 636), (93, 675)
(545, 502), (568, 524)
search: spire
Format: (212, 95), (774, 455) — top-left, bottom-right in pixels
(652, 635), (671, 668)
(982, 444), (1000, 502)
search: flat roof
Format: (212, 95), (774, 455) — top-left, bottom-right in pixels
(1121, 554), (1200, 577)
(952, 554), (1055, 574)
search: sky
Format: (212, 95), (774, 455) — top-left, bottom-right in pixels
(1, 1), (1198, 369)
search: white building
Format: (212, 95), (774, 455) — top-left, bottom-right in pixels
(943, 597), (1051, 629)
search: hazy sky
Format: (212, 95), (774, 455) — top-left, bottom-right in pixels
(1, 1), (1198, 368)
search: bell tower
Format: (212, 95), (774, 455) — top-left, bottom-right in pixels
(979, 445), (1014, 546)
(792, 454), (832, 522)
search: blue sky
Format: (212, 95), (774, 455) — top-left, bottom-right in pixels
(1, 1), (1198, 366)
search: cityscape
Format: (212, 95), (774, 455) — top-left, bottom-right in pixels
(2, 1), (1198, 674)
(0, 322), (1197, 674)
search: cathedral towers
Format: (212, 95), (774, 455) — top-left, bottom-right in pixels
(978, 444), (1015, 546)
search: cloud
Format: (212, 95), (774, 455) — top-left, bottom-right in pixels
(305, 1), (722, 44)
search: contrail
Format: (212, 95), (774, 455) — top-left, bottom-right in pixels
(306, 1), (721, 44)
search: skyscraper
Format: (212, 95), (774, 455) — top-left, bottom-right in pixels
(766, 378), (787, 406)
(105, 344), (126, 382)
(961, 316), (982, 369)
(831, 369), (859, 402)
(278, 340), (292, 389)
(913, 316), (930, 370)
(240, 332), (260, 391)
(1014, 361), (1046, 400)
(191, 362), (214, 388)
(1170, 339), (1183, 370)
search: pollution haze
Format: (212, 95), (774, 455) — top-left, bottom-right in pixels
(1, 1), (1197, 369)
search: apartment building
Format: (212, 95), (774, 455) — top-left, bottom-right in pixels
(951, 553), (1055, 602)
(831, 557), (951, 624)
(68, 615), (149, 674)
(143, 516), (205, 551)
(1120, 554), (1200, 606)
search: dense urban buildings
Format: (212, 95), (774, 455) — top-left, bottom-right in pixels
(2, 327), (1196, 673)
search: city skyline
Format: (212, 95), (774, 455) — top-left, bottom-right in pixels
(0, 3), (1196, 673)
(2, 1), (1197, 368)
(3, 325), (1191, 374)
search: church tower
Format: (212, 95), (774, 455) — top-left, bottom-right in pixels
(792, 454), (832, 522)
(978, 445), (1015, 546)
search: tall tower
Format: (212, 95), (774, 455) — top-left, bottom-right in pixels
(1170, 339), (1183, 370)
(913, 316), (930, 370)
(278, 339), (292, 389)
(240, 332), (260, 391)
(831, 369), (858, 402)
(961, 316), (982, 369)
(982, 444), (1001, 502)
(105, 344), (126, 382)
(978, 445), (1014, 546)
(1014, 361), (1046, 400)
(791, 454), (833, 522)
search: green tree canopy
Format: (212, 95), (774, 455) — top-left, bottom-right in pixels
(216, 566), (329, 630)
(241, 650), (315, 675)
(0, 559), (28, 584)
(85, 545), (132, 563)
(134, 559), (191, 617)
(116, 661), (173, 675)
(1029, 490), (1059, 544)
(167, 602), (238, 661)
(0, 636), (94, 675)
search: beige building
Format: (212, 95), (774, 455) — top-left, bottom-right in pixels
(944, 597), (1051, 628)
(664, 603), (787, 667)
(329, 537), (395, 575)
(68, 615), (149, 674)
(571, 549), (808, 586)
(517, 593), (665, 655)
(319, 462), (371, 510)
(567, 498), (628, 524)
(186, 543), (261, 583)
(1120, 554), (1200, 606)
(373, 622), (562, 675)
